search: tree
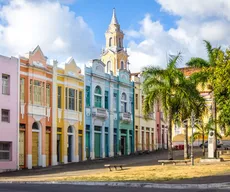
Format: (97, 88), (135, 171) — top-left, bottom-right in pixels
(173, 78), (206, 159)
(192, 118), (222, 157)
(187, 40), (221, 156)
(142, 53), (201, 160)
(213, 49), (230, 131)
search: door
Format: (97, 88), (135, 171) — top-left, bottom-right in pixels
(57, 134), (61, 163)
(142, 132), (145, 150)
(105, 134), (109, 157)
(94, 133), (101, 158)
(19, 131), (25, 167)
(32, 132), (39, 167)
(78, 136), (83, 161)
(130, 136), (132, 153)
(146, 132), (150, 150)
(151, 133), (154, 150)
(86, 132), (90, 159)
(135, 130), (138, 151)
(68, 135), (72, 162)
(45, 133), (50, 166)
(121, 136), (126, 155)
(114, 135), (117, 156)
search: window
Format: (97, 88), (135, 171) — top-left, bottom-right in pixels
(69, 88), (75, 110)
(86, 86), (90, 107)
(121, 61), (124, 69)
(79, 91), (82, 112)
(113, 93), (117, 111)
(20, 78), (25, 102)
(58, 86), (62, 108)
(130, 96), (133, 112)
(142, 95), (144, 105)
(46, 84), (50, 107)
(65, 87), (68, 109)
(119, 38), (122, 48)
(109, 37), (112, 47)
(105, 91), (109, 109)
(75, 90), (78, 111)
(30, 80), (33, 103)
(0, 142), (11, 160)
(135, 94), (138, 109)
(94, 86), (102, 108)
(107, 61), (111, 73)
(121, 93), (127, 112)
(33, 80), (43, 105)
(1, 109), (10, 123)
(2, 74), (10, 95)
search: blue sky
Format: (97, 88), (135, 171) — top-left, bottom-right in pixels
(0, 0), (230, 72)
(68, 0), (179, 47)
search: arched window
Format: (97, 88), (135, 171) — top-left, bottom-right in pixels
(119, 38), (122, 48)
(121, 93), (127, 112)
(68, 126), (73, 133)
(32, 122), (39, 130)
(107, 61), (111, 73)
(109, 37), (112, 47)
(121, 61), (124, 69)
(94, 86), (102, 108)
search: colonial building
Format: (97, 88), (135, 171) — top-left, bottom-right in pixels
(19, 46), (53, 169)
(52, 57), (85, 165)
(85, 9), (134, 159)
(131, 73), (168, 152)
(0, 55), (19, 172)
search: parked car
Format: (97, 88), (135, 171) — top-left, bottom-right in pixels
(199, 139), (222, 148)
(219, 144), (230, 150)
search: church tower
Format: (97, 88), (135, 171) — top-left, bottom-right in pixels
(101, 8), (129, 75)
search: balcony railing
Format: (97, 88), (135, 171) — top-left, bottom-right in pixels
(64, 110), (82, 122)
(92, 107), (108, 119)
(120, 112), (132, 123)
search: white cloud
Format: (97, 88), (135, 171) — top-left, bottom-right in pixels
(127, 0), (230, 73)
(0, 0), (98, 68)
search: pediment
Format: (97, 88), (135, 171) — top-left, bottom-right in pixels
(28, 45), (47, 67)
(64, 57), (82, 78)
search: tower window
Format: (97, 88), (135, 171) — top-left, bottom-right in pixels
(109, 37), (112, 47)
(121, 61), (124, 69)
(119, 38), (122, 48)
(107, 61), (111, 73)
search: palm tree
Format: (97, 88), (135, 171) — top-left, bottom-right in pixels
(142, 53), (196, 160)
(173, 78), (206, 159)
(192, 118), (222, 157)
(187, 40), (221, 156)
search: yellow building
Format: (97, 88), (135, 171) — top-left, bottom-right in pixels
(131, 73), (158, 152)
(101, 8), (129, 75)
(52, 57), (85, 165)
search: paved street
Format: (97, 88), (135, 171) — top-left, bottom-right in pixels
(0, 184), (229, 192)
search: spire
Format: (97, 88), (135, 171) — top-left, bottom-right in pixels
(110, 8), (119, 25)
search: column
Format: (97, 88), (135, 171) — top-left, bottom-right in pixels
(51, 60), (58, 165)
(109, 84), (114, 157)
(75, 125), (79, 162)
(101, 125), (105, 158)
(26, 117), (33, 169)
(63, 123), (68, 164)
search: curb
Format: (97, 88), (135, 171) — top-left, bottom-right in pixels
(1, 181), (230, 189)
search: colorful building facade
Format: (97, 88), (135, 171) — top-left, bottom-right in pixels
(0, 55), (19, 172)
(52, 57), (85, 165)
(85, 9), (135, 159)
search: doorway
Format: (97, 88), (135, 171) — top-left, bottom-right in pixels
(67, 126), (74, 162)
(121, 136), (126, 155)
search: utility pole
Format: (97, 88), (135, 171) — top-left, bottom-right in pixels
(191, 111), (195, 166)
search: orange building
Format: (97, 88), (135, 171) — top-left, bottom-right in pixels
(19, 46), (53, 169)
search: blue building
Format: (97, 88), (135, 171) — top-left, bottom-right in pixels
(84, 59), (134, 159)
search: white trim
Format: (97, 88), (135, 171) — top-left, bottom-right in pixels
(57, 80), (83, 89)
(20, 71), (52, 82)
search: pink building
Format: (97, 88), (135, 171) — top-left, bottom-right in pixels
(0, 55), (19, 172)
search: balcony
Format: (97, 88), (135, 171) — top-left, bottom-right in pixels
(92, 108), (108, 119)
(28, 104), (49, 121)
(120, 112), (132, 123)
(64, 110), (82, 122)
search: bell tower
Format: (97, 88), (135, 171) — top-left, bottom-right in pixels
(101, 8), (129, 75)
